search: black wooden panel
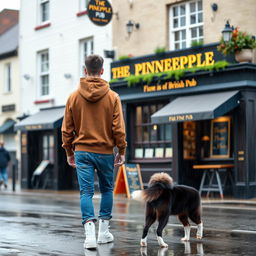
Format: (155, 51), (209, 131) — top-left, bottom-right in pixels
(234, 98), (246, 183)
(247, 99), (256, 183)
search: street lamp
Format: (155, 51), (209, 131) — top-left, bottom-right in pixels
(222, 21), (233, 42)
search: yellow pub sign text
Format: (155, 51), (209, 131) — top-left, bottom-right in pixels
(112, 51), (214, 79)
(143, 78), (197, 92)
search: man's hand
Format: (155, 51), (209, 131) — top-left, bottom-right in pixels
(114, 153), (125, 167)
(67, 155), (76, 168)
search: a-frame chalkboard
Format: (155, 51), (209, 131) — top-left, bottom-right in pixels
(113, 164), (143, 198)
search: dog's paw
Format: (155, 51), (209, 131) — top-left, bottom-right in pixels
(140, 238), (147, 247)
(160, 243), (168, 248)
(157, 236), (168, 248)
(196, 235), (203, 240)
(181, 237), (190, 241)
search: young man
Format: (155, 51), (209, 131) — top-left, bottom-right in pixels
(62, 55), (127, 249)
(0, 142), (10, 189)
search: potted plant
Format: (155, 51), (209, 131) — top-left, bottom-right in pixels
(217, 27), (256, 63)
(154, 46), (166, 56)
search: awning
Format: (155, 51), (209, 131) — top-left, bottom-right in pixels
(0, 120), (16, 134)
(15, 107), (65, 131)
(151, 91), (240, 123)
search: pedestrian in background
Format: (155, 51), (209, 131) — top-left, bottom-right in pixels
(0, 142), (11, 189)
(62, 54), (127, 249)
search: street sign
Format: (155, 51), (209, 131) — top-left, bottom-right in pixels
(87, 0), (113, 26)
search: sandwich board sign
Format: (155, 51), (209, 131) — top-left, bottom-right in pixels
(114, 164), (143, 198)
(87, 0), (113, 26)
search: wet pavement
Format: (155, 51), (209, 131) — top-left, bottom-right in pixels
(0, 189), (256, 256)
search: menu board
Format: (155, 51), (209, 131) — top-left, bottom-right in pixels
(114, 164), (143, 198)
(211, 117), (230, 158)
(124, 164), (143, 195)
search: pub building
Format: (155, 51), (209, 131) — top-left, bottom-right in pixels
(15, 43), (256, 198)
(110, 43), (256, 199)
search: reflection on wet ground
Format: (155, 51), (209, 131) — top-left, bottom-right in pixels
(0, 193), (256, 255)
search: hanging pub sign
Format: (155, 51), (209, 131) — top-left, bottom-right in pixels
(87, 0), (113, 26)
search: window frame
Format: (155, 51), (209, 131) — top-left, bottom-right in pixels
(132, 102), (173, 160)
(79, 0), (89, 11)
(169, 0), (203, 50)
(37, 49), (50, 98)
(42, 133), (54, 163)
(4, 63), (12, 93)
(39, 0), (50, 25)
(79, 37), (94, 77)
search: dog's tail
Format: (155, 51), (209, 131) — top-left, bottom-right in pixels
(143, 172), (173, 202)
(131, 190), (144, 202)
(131, 186), (167, 202)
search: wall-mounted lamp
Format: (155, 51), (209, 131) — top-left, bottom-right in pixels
(64, 73), (72, 79)
(23, 74), (31, 80)
(211, 3), (218, 12)
(126, 20), (140, 35)
(128, 0), (134, 8)
(222, 20), (233, 42)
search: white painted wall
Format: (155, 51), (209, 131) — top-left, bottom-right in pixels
(19, 0), (112, 115)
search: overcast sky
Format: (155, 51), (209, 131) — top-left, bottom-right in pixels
(0, 0), (20, 12)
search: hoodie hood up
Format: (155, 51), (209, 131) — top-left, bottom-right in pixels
(78, 77), (110, 102)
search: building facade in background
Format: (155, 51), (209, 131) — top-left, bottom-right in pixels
(0, 9), (19, 172)
(110, 0), (256, 198)
(17, 0), (112, 189)
(19, 0), (112, 115)
(14, 0), (256, 198)
(112, 0), (256, 57)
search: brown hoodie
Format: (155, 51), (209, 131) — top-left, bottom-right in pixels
(61, 77), (127, 156)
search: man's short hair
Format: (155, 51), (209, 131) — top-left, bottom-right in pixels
(85, 55), (104, 75)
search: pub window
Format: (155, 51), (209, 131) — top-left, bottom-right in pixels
(4, 63), (11, 93)
(183, 121), (196, 159)
(42, 134), (54, 163)
(80, 0), (89, 11)
(39, 0), (50, 24)
(38, 50), (49, 96)
(134, 103), (172, 159)
(210, 116), (231, 158)
(80, 37), (94, 77)
(169, 0), (203, 50)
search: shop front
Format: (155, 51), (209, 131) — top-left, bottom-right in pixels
(15, 106), (77, 190)
(110, 43), (256, 199)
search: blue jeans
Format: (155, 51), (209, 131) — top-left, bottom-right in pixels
(75, 151), (114, 225)
(0, 167), (8, 185)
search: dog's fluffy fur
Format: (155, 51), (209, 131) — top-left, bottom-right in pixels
(136, 172), (203, 248)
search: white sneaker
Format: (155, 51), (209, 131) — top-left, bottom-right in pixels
(97, 219), (114, 244)
(84, 221), (97, 249)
